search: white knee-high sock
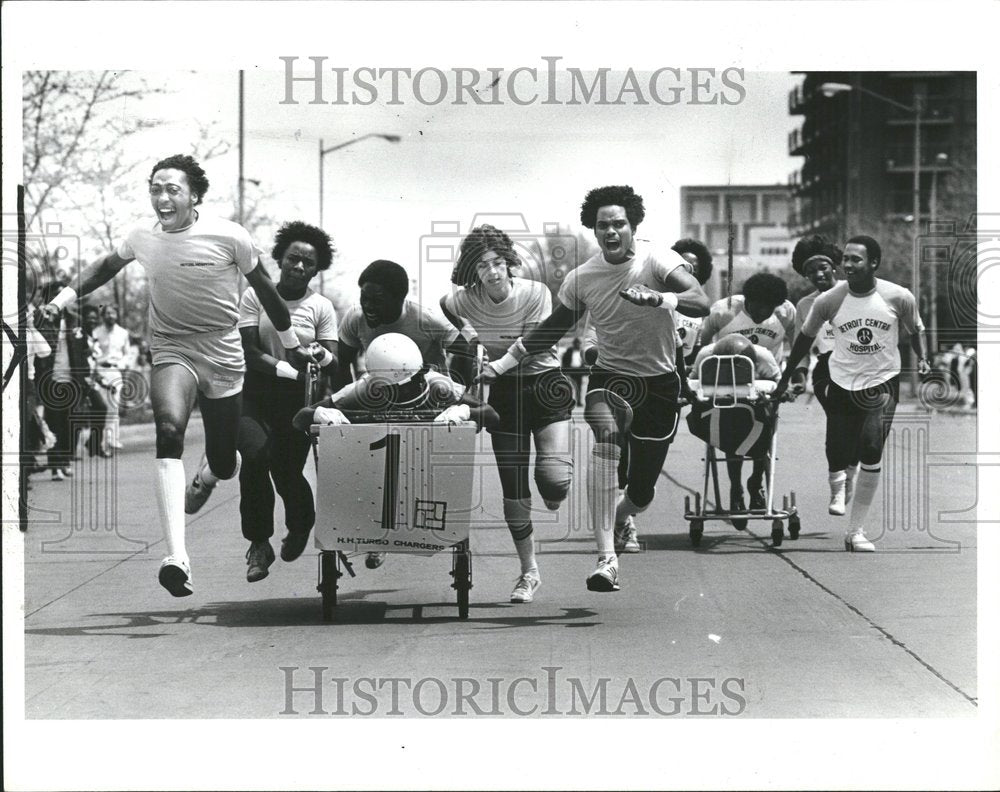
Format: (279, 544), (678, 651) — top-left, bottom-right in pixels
(848, 464), (881, 535)
(588, 443), (619, 558)
(615, 490), (645, 526)
(503, 497), (537, 575)
(156, 459), (188, 562)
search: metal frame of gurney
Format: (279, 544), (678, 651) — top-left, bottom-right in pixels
(310, 409), (476, 622)
(683, 354), (800, 548)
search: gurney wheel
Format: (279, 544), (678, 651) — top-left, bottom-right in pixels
(689, 520), (704, 547)
(788, 515), (801, 540)
(452, 541), (472, 620)
(770, 519), (784, 548)
(319, 551), (339, 622)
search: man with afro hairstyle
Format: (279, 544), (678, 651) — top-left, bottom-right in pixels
(480, 185), (711, 592)
(36, 154), (305, 597)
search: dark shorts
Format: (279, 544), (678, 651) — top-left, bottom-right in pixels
(488, 369), (574, 435)
(587, 368), (681, 442)
(826, 375), (900, 416)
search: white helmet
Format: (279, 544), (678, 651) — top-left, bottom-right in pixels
(364, 333), (423, 385)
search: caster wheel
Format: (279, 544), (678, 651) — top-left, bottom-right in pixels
(771, 519), (784, 548)
(689, 520), (704, 547)
(788, 515), (801, 540)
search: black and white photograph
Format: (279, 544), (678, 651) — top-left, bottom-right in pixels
(3, 1), (998, 790)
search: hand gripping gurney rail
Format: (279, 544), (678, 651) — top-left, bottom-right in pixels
(683, 354), (800, 548)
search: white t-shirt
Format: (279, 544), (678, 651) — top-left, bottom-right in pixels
(557, 242), (685, 377)
(92, 324), (131, 367)
(675, 313), (704, 361)
(801, 279), (923, 389)
(117, 214), (259, 337)
(700, 295), (797, 363)
(238, 287), (337, 360)
(444, 278), (558, 376)
(795, 290), (836, 356)
(338, 300), (459, 374)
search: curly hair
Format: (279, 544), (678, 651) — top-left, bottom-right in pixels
(742, 272), (788, 309)
(791, 234), (842, 276)
(579, 185), (645, 230)
(452, 224), (521, 287)
(272, 221), (336, 271)
(359, 259), (409, 300)
(671, 238), (713, 285)
(149, 154), (209, 204)
(846, 234), (882, 265)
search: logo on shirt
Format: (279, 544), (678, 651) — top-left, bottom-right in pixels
(179, 262), (214, 267)
(856, 328), (873, 346)
(748, 334), (759, 345)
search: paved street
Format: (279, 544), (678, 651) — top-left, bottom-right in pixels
(20, 399), (978, 720)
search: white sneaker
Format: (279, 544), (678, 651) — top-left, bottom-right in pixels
(844, 531), (875, 552)
(614, 515), (641, 553)
(184, 461), (216, 515)
(829, 484), (846, 516)
(586, 555), (620, 592)
(510, 572), (541, 603)
(158, 556), (193, 596)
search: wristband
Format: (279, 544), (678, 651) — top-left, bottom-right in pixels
(658, 292), (679, 311)
(49, 286), (78, 311)
(316, 347), (335, 368)
(491, 352), (520, 376)
(276, 326), (299, 349)
(275, 360), (299, 380)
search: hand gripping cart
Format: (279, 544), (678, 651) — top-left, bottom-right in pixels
(683, 354), (800, 548)
(305, 358), (477, 622)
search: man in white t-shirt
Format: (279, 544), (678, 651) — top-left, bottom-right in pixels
(776, 235), (929, 551)
(36, 154), (306, 597)
(92, 304), (132, 453)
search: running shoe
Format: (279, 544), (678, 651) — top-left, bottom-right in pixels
(844, 531), (875, 552)
(510, 572), (541, 603)
(586, 556), (620, 592)
(730, 486), (747, 531)
(184, 461), (216, 515)
(246, 540), (275, 582)
(280, 529), (312, 562)
(51, 469), (65, 482)
(614, 515), (641, 553)
(365, 551), (387, 569)
(158, 556), (193, 597)
(829, 484), (846, 516)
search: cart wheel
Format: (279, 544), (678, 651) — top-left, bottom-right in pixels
(689, 520), (704, 547)
(770, 519), (784, 548)
(788, 514), (801, 540)
(451, 542), (472, 620)
(319, 551), (339, 622)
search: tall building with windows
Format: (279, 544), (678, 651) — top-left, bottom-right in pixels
(680, 184), (795, 300)
(787, 71), (976, 241)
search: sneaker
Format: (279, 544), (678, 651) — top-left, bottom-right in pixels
(730, 487), (747, 531)
(246, 540), (275, 582)
(844, 531), (875, 552)
(747, 478), (767, 512)
(365, 551), (387, 569)
(614, 515), (641, 553)
(158, 556), (193, 597)
(510, 572), (541, 603)
(586, 556), (620, 592)
(280, 529), (312, 562)
(51, 469), (65, 482)
(61, 466), (74, 478)
(829, 485), (846, 516)
(184, 462), (216, 515)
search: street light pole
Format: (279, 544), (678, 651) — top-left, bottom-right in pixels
(316, 132), (401, 293)
(818, 81), (925, 394)
(928, 151), (948, 355)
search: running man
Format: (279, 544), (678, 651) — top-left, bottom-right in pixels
(480, 185), (710, 591)
(788, 235), (860, 514)
(238, 221), (338, 583)
(441, 224), (574, 604)
(699, 273), (796, 522)
(775, 235), (930, 551)
(36, 154), (302, 596)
